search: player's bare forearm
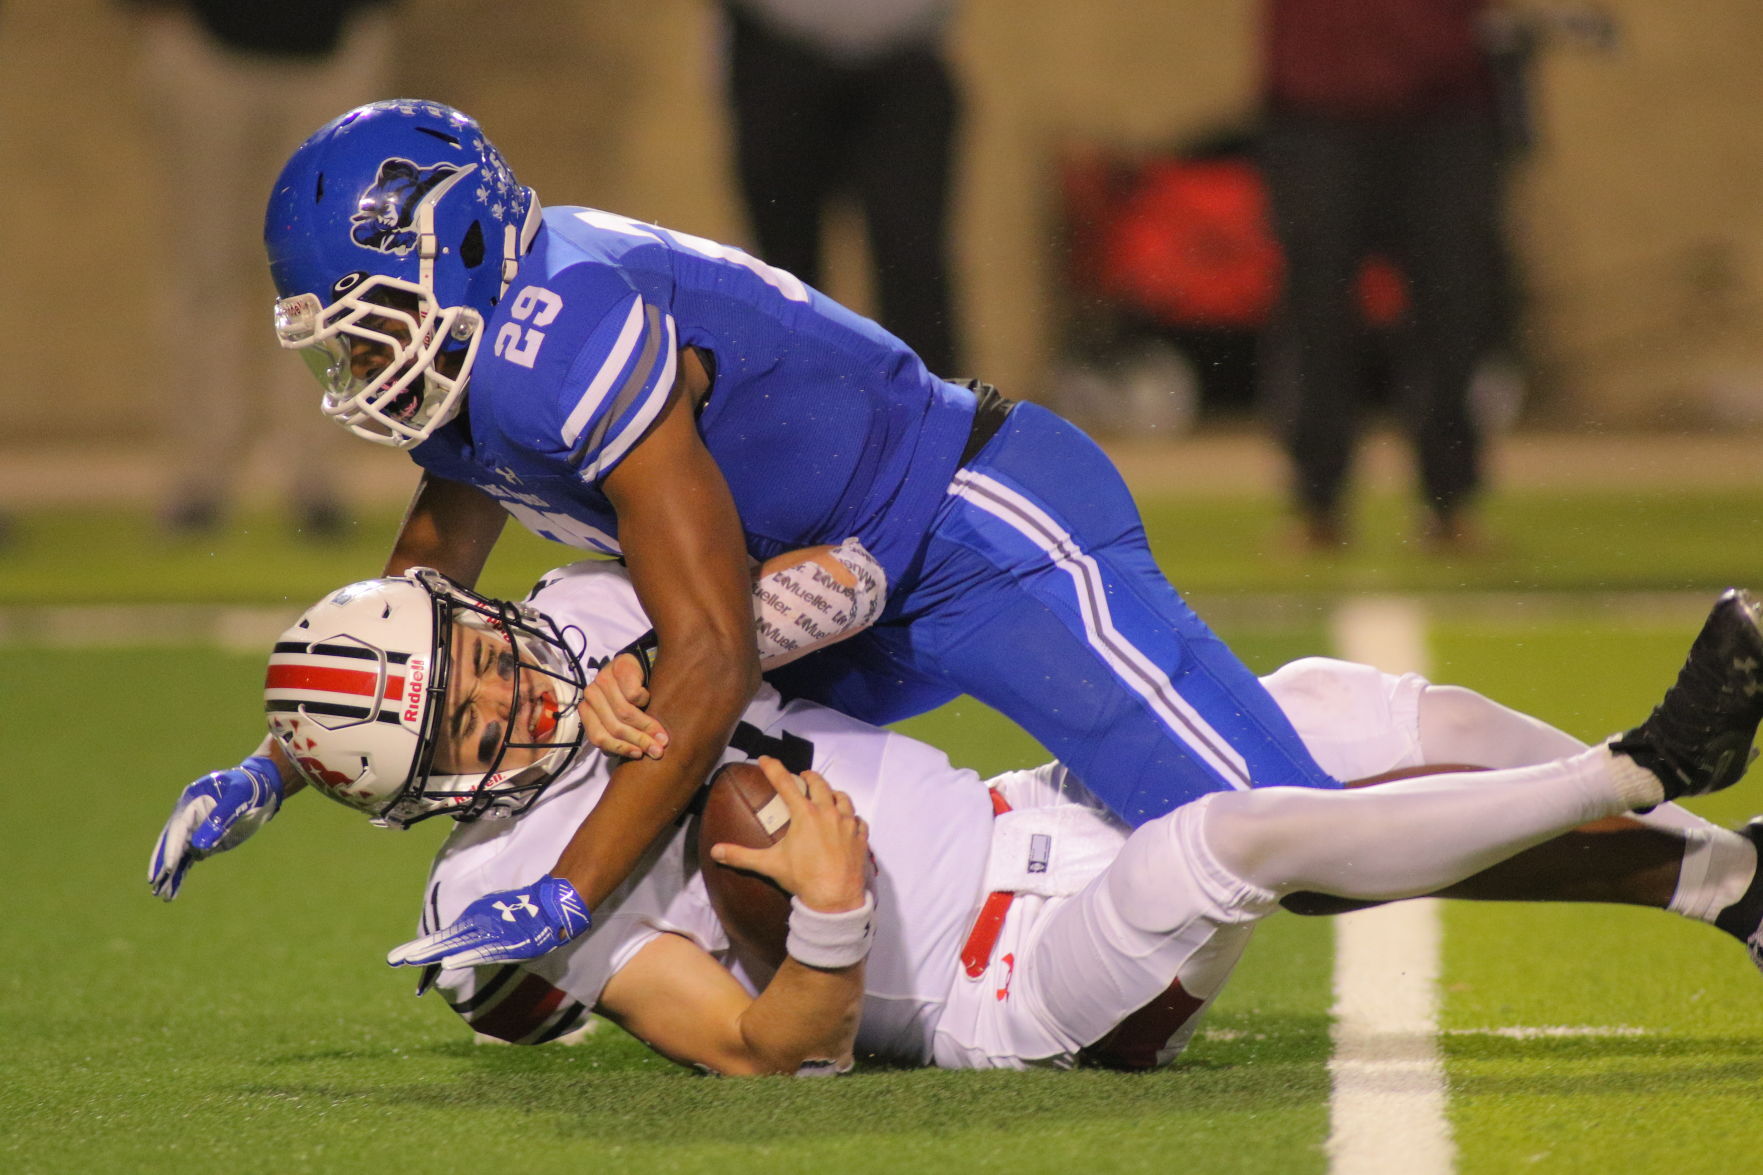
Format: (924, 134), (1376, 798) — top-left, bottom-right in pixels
(383, 472), (507, 585)
(717, 761), (870, 1072)
(559, 382), (759, 905)
(735, 956), (864, 1073)
(261, 737), (307, 799)
(552, 636), (753, 905)
(597, 761), (869, 1075)
(597, 931), (860, 1076)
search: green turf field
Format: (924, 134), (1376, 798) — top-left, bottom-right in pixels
(6, 479), (1763, 607)
(4, 486), (1762, 1173)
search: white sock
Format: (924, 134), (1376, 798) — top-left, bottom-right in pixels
(1604, 743), (1668, 811)
(1667, 826), (1760, 923)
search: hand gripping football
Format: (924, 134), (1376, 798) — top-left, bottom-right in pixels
(694, 761), (794, 977)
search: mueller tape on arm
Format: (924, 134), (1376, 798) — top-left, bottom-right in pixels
(754, 539), (887, 669)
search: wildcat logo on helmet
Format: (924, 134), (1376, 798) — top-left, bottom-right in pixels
(351, 158), (475, 255)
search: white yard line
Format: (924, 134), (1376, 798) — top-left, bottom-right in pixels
(0, 605), (297, 653)
(1444, 1025), (1649, 1039)
(1327, 597), (1454, 1175)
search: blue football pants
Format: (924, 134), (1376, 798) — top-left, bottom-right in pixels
(766, 402), (1342, 826)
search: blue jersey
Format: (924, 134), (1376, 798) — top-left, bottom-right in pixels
(411, 206), (974, 588)
(409, 205), (1341, 826)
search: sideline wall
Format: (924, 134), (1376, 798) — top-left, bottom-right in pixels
(3, 0), (1759, 450)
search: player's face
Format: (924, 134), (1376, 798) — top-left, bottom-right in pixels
(433, 621), (568, 776)
(345, 289), (420, 385)
(340, 291), (464, 407)
(345, 309), (408, 386)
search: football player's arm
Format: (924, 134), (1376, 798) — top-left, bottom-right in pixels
(582, 540), (888, 759)
(261, 739), (306, 798)
(596, 760), (871, 1074)
(597, 932), (863, 1076)
(383, 471), (508, 585)
(551, 383), (760, 908)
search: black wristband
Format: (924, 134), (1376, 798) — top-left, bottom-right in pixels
(617, 629), (659, 687)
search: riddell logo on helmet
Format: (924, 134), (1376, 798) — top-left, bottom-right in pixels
(404, 657), (428, 721)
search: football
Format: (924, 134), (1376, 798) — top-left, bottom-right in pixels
(694, 761), (794, 977)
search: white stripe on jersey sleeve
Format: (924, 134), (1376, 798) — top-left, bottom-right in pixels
(560, 295), (646, 449)
(574, 311), (678, 483)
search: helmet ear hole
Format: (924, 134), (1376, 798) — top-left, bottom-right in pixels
(460, 220), (485, 268)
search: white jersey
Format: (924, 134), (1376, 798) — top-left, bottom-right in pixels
(931, 657), (1436, 1069)
(425, 560), (995, 1063)
(423, 562), (1438, 1065)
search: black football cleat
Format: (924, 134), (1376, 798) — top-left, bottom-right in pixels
(1610, 589), (1763, 802)
(1713, 818), (1763, 978)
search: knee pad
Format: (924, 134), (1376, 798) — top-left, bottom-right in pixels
(1104, 798), (1277, 937)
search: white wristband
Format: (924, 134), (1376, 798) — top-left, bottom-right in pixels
(786, 892), (876, 970)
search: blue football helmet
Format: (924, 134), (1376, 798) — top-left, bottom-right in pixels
(266, 99), (541, 448)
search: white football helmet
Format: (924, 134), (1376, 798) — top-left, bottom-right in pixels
(265, 568), (585, 829)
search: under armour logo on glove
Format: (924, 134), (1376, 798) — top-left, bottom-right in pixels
(387, 875), (591, 973)
(493, 896), (540, 921)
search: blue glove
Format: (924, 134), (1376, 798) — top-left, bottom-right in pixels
(387, 876), (591, 974)
(147, 755), (284, 901)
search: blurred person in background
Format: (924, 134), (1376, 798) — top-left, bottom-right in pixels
(126, 0), (398, 536)
(720, 0), (964, 376)
(1257, 0), (1506, 554)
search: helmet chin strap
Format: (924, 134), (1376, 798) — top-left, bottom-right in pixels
(501, 190), (543, 298)
(376, 753), (563, 829)
(415, 164), (480, 294)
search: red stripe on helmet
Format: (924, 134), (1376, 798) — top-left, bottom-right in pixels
(266, 663), (406, 702)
